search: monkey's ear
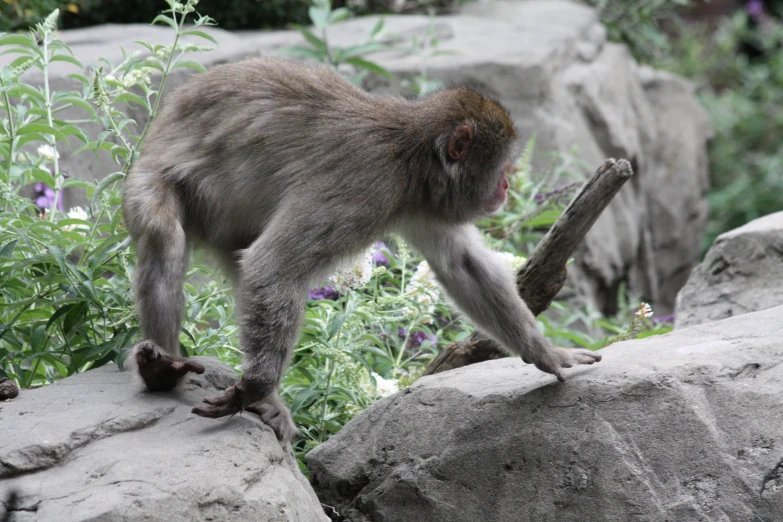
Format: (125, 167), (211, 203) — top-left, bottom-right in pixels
(447, 124), (474, 161)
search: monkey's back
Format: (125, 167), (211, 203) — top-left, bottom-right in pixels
(126, 57), (405, 251)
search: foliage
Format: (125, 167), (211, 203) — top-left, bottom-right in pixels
(0, 1), (218, 385)
(581, 0), (694, 64)
(279, 0), (394, 85)
(655, 8), (783, 250)
(0, 0), (310, 33)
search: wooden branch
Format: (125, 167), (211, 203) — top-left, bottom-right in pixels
(424, 158), (634, 376)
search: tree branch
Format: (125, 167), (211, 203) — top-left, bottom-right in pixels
(424, 158), (634, 375)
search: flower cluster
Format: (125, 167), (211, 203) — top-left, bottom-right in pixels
(32, 182), (63, 212)
(37, 144), (59, 161)
(635, 302), (653, 318)
(405, 260), (440, 321)
(62, 207), (90, 233)
(105, 67), (156, 89)
(332, 249), (375, 292)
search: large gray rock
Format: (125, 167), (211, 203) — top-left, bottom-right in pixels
(0, 358), (328, 522)
(308, 306), (783, 522)
(3, 0), (710, 315)
(676, 212), (783, 329)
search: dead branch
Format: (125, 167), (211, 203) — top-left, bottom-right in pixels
(424, 158), (634, 375)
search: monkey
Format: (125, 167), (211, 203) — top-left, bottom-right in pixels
(122, 56), (602, 443)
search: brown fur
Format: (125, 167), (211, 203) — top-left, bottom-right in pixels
(123, 57), (600, 443)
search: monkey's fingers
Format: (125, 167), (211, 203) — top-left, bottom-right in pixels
(172, 360), (205, 378)
(192, 385), (243, 418)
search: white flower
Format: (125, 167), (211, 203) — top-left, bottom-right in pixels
(635, 302), (653, 319)
(405, 260), (441, 321)
(332, 249), (374, 291)
(371, 372), (398, 397)
(37, 144), (59, 161)
(62, 206), (90, 232)
(497, 251), (527, 272)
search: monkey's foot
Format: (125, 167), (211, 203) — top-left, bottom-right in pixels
(192, 381), (298, 442)
(524, 346), (602, 383)
(246, 395), (298, 443)
(134, 340), (205, 391)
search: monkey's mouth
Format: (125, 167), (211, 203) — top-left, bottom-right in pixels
(485, 173), (509, 213)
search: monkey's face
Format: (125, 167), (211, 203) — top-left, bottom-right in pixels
(484, 163), (512, 214)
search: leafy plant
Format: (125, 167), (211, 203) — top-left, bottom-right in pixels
(0, 0), (217, 386)
(279, 0), (393, 85)
(582, 0), (694, 64)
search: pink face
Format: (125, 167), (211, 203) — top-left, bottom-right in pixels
(484, 163), (512, 213)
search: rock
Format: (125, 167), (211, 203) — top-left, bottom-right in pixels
(308, 306), (783, 521)
(0, 378), (19, 401)
(0, 358), (328, 522)
(675, 212), (783, 329)
(1, 0), (711, 315)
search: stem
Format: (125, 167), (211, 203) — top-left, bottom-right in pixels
(128, 9), (184, 173)
(41, 32), (63, 221)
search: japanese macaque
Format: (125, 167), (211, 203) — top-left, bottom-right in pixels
(122, 57), (601, 442)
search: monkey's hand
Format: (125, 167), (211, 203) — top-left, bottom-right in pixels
(134, 340), (205, 391)
(523, 345), (602, 383)
(192, 379), (298, 443)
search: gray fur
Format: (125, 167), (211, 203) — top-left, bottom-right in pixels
(123, 57), (600, 440)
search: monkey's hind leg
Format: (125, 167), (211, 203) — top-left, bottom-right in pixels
(125, 177), (204, 390)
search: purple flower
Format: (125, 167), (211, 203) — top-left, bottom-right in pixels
(397, 327), (437, 348)
(533, 193), (545, 204)
(747, 0), (764, 17)
(652, 313), (675, 325)
(32, 182), (63, 211)
(373, 241), (389, 267)
(307, 285), (340, 300)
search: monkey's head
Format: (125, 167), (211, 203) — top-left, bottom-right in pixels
(422, 87), (519, 222)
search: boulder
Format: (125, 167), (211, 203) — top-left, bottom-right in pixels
(307, 305), (783, 522)
(676, 211), (783, 329)
(1, 0), (711, 315)
(0, 358), (328, 522)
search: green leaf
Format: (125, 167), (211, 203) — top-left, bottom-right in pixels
(172, 60), (207, 73)
(291, 24), (327, 51)
(151, 14), (178, 31)
(115, 91), (147, 108)
(46, 302), (77, 331)
(7, 83), (45, 103)
(0, 239), (18, 259)
(339, 42), (387, 59)
(309, 6), (331, 30)
(50, 54), (83, 68)
(30, 167), (55, 187)
(370, 18), (385, 38)
(344, 57), (393, 78)
(54, 95), (96, 116)
(328, 8), (351, 25)
(90, 171), (125, 208)
(0, 34), (41, 52)
(63, 301), (89, 335)
(182, 29), (217, 44)
(277, 46), (326, 61)
(17, 124), (67, 142)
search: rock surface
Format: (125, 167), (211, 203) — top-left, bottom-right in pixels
(0, 358), (327, 522)
(308, 306), (783, 522)
(676, 211), (783, 329)
(1, 0), (711, 315)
